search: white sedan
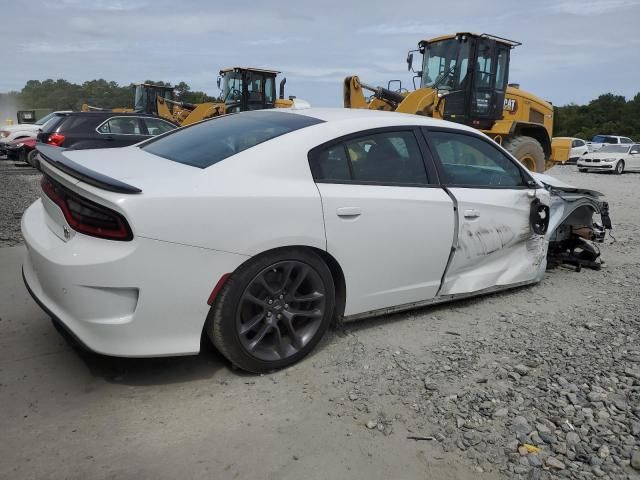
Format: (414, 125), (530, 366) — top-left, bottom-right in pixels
(578, 144), (640, 174)
(22, 108), (610, 372)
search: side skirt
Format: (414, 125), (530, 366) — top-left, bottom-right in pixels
(343, 279), (538, 322)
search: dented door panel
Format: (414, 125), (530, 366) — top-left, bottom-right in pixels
(439, 188), (550, 295)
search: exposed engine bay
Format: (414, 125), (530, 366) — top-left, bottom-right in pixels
(533, 173), (612, 271)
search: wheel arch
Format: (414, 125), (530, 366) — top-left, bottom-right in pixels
(213, 245), (347, 322)
(510, 122), (551, 159)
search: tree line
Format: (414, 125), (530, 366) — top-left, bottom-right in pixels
(0, 78), (219, 113)
(554, 93), (640, 141)
(1, 79), (639, 141)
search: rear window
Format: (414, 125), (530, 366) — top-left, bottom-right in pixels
(40, 116), (66, 133)
(60, 115), (99, 132)
(140, 111), (324, 168)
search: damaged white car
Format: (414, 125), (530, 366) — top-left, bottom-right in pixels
(21, 109), (611, 372)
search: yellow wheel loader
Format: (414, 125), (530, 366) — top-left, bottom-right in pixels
(344, 33), (569, 171)
(84, 68), (298, 127)
(156, 67), (296, 125)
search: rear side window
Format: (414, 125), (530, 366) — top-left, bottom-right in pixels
(143, 117), (176, 136)
(60, 116), (96, 132)
(141, 111), (324, 169)
(311, 130), (429, 185)
(98, 117), (142, 135)
(429, 131), (527, 187)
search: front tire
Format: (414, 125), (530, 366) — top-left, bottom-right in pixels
(207, 248), (335, 373)
(614, 160), (624, 175)
(503, 135), (546, 173)
(27, 149), (39, 168)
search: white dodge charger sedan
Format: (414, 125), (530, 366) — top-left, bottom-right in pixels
(22, 108), (610, 372)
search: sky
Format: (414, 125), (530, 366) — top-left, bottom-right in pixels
(2, 0), (639, 107)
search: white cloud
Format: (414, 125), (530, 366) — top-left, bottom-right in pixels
(551, 0), (639, 15)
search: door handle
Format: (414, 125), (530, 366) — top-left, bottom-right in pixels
(336, 207), (361, 218)
(104, 135), (114, 141)
(463, 209), (480, 219)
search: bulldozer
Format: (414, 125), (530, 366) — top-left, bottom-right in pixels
(82, 68), (299, 126)
(344, 33), (568, 172)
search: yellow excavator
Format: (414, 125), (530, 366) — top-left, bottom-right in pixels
(83, 67), (297, 126)
(344, 33), (569, 172)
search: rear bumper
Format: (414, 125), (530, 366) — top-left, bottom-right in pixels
(22, 199), (248, 357)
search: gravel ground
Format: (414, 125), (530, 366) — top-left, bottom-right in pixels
(0, 162), (639, 479)
(0, 156), (40, 247)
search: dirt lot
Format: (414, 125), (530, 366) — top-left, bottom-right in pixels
(0, 159), (639, 480)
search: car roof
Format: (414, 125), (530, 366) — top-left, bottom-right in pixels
(277, 107), (481, 134)
(64, 112), (159, 117)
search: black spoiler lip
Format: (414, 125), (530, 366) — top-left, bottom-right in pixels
(36, 144), (142, 194)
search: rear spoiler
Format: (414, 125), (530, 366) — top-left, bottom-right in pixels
(37, 144), (142, 194)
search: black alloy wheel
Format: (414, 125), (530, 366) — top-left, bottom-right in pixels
(207, 249), (335, 373)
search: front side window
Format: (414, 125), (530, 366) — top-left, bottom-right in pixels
(621, 137), (632, 144)
(630, 145), (640, 154)
(143, 117), (176, 136)
(141, 111), (324, 169)
(312, 130), (428, 185)
(429, 131), (527, 187)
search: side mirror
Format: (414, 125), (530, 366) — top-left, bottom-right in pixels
(216, 76), (221, 89)
(406, 52), (413, 71)
(387, 79), (402, 92)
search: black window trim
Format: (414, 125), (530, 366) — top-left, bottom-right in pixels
(419, 126), (539, 190)
(307, 126), (441, 188)
(95, 116), (145, 137)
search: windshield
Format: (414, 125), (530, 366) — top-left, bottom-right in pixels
(599, 145), (629, 153)
(222, 72), (243, 108)
(592, 135), (617, 144)
(422, 39), (470, 90)
(141, 111), (324, 169)
(34, 112), (58, 126)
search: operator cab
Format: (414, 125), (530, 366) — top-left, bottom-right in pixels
(413, 33), (520, 129)
(134, 83), (174, 115)
(218, 67), (280, 113)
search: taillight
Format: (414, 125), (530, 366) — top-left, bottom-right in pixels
(47, 133), (65, 146)
(41, 176), (133, 241)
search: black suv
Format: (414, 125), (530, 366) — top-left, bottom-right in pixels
(37, 112), (177, 150)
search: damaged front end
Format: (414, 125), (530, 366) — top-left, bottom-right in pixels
(533, 173), (612, 271)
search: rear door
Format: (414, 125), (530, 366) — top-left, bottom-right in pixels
(424, 128), (545, 296)
(309, 128), (455, 316)
(96, 117), (146, 147)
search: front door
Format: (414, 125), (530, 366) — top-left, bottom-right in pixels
(425, 128), (547, 296)
(627, 145), (640, 171)
(309, 128), (455, 316)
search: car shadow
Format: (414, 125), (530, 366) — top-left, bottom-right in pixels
(52, 322), (251, 386)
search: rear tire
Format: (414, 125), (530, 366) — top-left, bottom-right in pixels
(206, 248), (335, 373)
(503, 135), (546, 173)
(614, 160), (624, 175)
